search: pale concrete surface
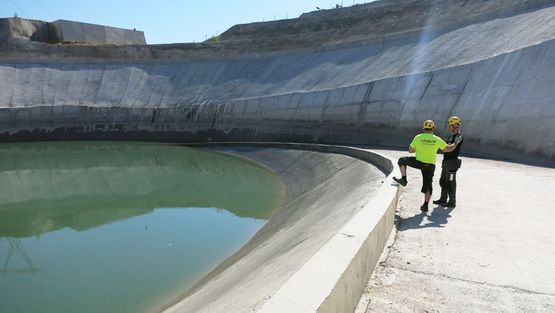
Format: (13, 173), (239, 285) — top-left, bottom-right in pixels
(357, 149), (555, 313)
(162, 147), (387, 313)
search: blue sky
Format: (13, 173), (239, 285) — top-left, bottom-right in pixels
(1, 0), (375, 44)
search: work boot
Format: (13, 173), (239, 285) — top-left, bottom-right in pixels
(393, 177), (407, 186)
(433, 199), (447, 205)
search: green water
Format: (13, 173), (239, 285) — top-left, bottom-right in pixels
(0, 142), (284, 313)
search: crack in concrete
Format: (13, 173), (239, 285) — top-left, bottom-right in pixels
(278, 151), (310, 174)
(378, 256), (555, 297)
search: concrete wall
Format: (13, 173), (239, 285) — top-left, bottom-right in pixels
(1, 4), (554, 164)
(52, 20), (146, 44)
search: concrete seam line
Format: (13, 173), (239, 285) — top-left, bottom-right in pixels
(278, 158), (360, 208)
(278, 150), (311, 174)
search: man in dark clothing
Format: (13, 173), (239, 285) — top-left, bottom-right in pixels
(433, 116), (463, 208)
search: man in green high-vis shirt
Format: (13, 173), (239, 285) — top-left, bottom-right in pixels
(393, 120), (456, 212)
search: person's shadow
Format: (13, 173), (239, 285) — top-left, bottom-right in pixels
(396, 211), (427, 231)
(396, 205), (455, 231)
(426, 205), (455, 227)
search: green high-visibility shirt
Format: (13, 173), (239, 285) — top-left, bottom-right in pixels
(410, 133), (447, 164)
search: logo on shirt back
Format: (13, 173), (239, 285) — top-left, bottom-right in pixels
(420, 139), (437, 145)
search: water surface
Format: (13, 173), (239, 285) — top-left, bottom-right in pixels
(0, 142), (284, 313)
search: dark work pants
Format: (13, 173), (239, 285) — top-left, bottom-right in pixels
(398, 156), (435, 194)
(439, 159), (460, 203)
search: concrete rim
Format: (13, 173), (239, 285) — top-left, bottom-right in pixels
(171, 142), (400, 313)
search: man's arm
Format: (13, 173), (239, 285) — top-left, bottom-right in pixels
(443, 134), (462, 152)
(408, 135), (418, 153)
(443, 144), (455, 152)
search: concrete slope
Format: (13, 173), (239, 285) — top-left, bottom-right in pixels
(160, 147), (386, 313)
(0, 1), (554, 163)
(3, 5), (555, 105)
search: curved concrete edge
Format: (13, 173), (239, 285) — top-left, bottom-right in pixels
(189, 142), (394, 175)
(261, 185), (397, 313)
(186, 142), (399, 313)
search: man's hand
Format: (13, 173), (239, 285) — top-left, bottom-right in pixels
(443, 144), (455, 152)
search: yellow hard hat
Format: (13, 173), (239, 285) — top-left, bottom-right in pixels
(448, 116), (462, 126)
(423, 120), (435, 130)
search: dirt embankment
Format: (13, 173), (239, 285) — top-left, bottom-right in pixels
(1, 0), (552, 60)
(220, 0), (553, 50)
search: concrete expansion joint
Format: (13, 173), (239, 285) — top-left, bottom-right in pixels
(283, 158), (360, 207)
(380, 263), (555, 297)
(278, 151), (310, 174)
(385, 196), (406, 257)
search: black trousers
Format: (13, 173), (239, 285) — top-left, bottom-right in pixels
(439, 159), (461, 203)
(398, 156), (435, 194)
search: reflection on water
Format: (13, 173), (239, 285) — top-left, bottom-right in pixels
(0, 142), (283, 238)
(0, 142), (284, 313)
